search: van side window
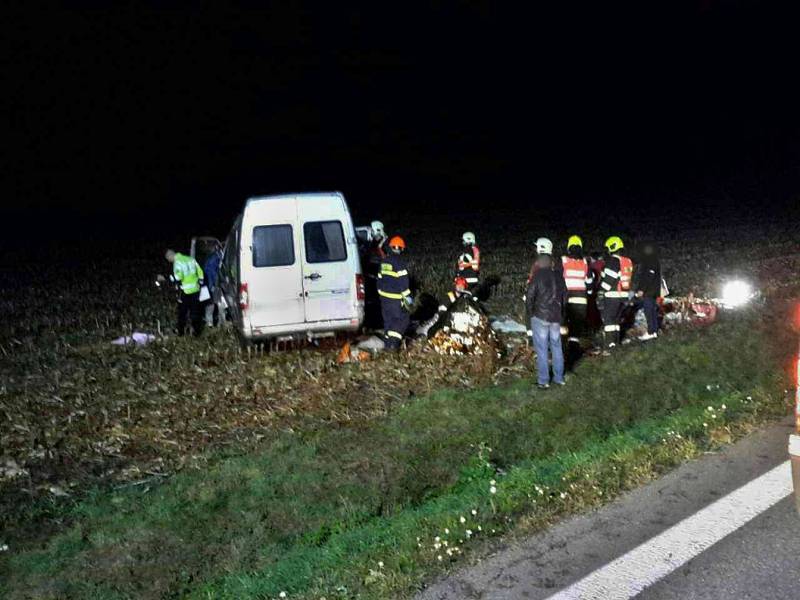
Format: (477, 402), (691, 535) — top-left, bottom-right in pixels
(253, 225), (295, 267)
(304, 221), (347, 263)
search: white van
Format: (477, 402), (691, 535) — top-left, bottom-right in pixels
(219, 192), (365, 346)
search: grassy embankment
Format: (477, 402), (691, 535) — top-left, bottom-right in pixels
(1, 310), (793, 599)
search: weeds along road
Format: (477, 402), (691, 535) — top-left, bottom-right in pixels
(417, 417), (800, 600)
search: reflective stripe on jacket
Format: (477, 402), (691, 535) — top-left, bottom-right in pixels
(173, 253), (204, 295)
(457, 245), (480, 280)
(599, 254), (633, 298)
(377, 254), (410, 300)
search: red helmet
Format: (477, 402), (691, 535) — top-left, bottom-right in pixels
(388, 236), (406, 250)
(454, 276), (468, 291)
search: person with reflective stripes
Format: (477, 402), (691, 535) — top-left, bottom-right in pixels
(377, 236), (412, 350)
(163, 249), (205, 336)
(457, 231), (481, 290)
(418, 277), (477, 338)
(560, 235), (594, 348)
(598, 236), (633, 348)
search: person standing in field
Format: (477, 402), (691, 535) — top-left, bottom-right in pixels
(633, 241), (662, 340)
(559, 235), (593, 354)
(160, 249), (205, 336)
(598, 236), (633, 349)
(203, 242), (223, 327)
(377, 236), (413, 350)
(457, 231), (481, 291)
(525, 237), (567, 389)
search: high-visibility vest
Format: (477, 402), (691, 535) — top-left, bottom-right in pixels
(457, 246), (480, 283)
(173, 253), (204, 294)
(619, 255), (633, 291)
(561, 256), (589, 292)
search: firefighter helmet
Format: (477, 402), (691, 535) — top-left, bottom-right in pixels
(370, 220), (385, 239)
(462, 231), (476, 246)
(454, 276), (468, 291)
(604, 236), (624, 253)
(388, 236), (406, 252)
(536, 237), (553, 255)
(567, 234), (583, 249)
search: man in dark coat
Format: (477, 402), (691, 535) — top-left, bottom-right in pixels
(525, 237), (568, 389)
(633, 242), (662, 340)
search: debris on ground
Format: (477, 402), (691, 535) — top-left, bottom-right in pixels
(110, 331), (157, 346)
(428, 302), (500, 360)
(490, 315), (528, 335)
(356, 335), (386, 353)
(336, 341), (372, 364)
(662, 295), (718, 325)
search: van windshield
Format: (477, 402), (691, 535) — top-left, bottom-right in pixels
(253, 225), (294, 267)
(304, 221), (347, 263)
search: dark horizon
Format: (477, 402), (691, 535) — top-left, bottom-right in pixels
(3, 1), (800, 244)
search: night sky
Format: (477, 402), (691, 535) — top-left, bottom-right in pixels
(3, 1), (799, 242)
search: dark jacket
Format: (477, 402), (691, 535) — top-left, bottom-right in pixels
(203, 251), (222, 291)
(633, 245), (661, 298)
(377, 253), (411, 300)
(525, 255), (567, 323)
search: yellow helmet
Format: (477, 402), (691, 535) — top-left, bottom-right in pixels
(604, 236), (624, 253)
(567, 235), (583, 249)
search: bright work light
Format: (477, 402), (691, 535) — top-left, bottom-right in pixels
(720, 280), (753, 308)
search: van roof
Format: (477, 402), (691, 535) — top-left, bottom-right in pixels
(245, 191), (344, 206)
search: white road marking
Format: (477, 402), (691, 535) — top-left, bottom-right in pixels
(546, 460), (793, 600)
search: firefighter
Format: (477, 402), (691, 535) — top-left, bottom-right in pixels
(598, 236), (633, 348)
(361, 220), (388, 330)
(560, 235), (593, 343)
(370, 220), (388, 260)
(417, 276), (476, 338)
(457, 231), (481, 290)
(160, 249), (205, 336)
(377, 236), (412, 350)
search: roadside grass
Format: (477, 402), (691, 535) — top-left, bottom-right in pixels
(1, 311), (792, 599)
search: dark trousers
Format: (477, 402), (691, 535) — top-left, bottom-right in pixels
(601, 297), (625, 346)
(380, 297), (409, 350)
(638, 296), (659, 334)
(564, 300), (587, 367)
(565, 301), (587, 341)
(177, 291), (204, 336)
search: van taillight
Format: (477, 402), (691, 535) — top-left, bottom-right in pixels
(356, 274), (365, 301)
(239, 283), (249, 310)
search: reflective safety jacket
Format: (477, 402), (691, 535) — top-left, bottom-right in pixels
(172, 253), (204, 295)
(377, 253), (411, 301)
(560, 256), (593, 305)
(599, 254), (633, 298)
(457, 245), (480, 284)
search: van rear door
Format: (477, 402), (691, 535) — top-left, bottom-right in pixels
(247, 223), (305, 328)
(301, 219), (354, 323)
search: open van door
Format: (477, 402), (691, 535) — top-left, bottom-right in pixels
(301, 218), (356, 323)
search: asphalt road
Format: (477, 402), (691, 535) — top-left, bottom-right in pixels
(417, 417), (800, 600)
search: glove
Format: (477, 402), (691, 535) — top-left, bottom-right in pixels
(404, 296), (414, 307)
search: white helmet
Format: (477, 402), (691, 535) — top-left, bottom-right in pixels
(462, 231), (476, 246)
(535, 237), (553, 255)
(370, 220), (385, 240)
